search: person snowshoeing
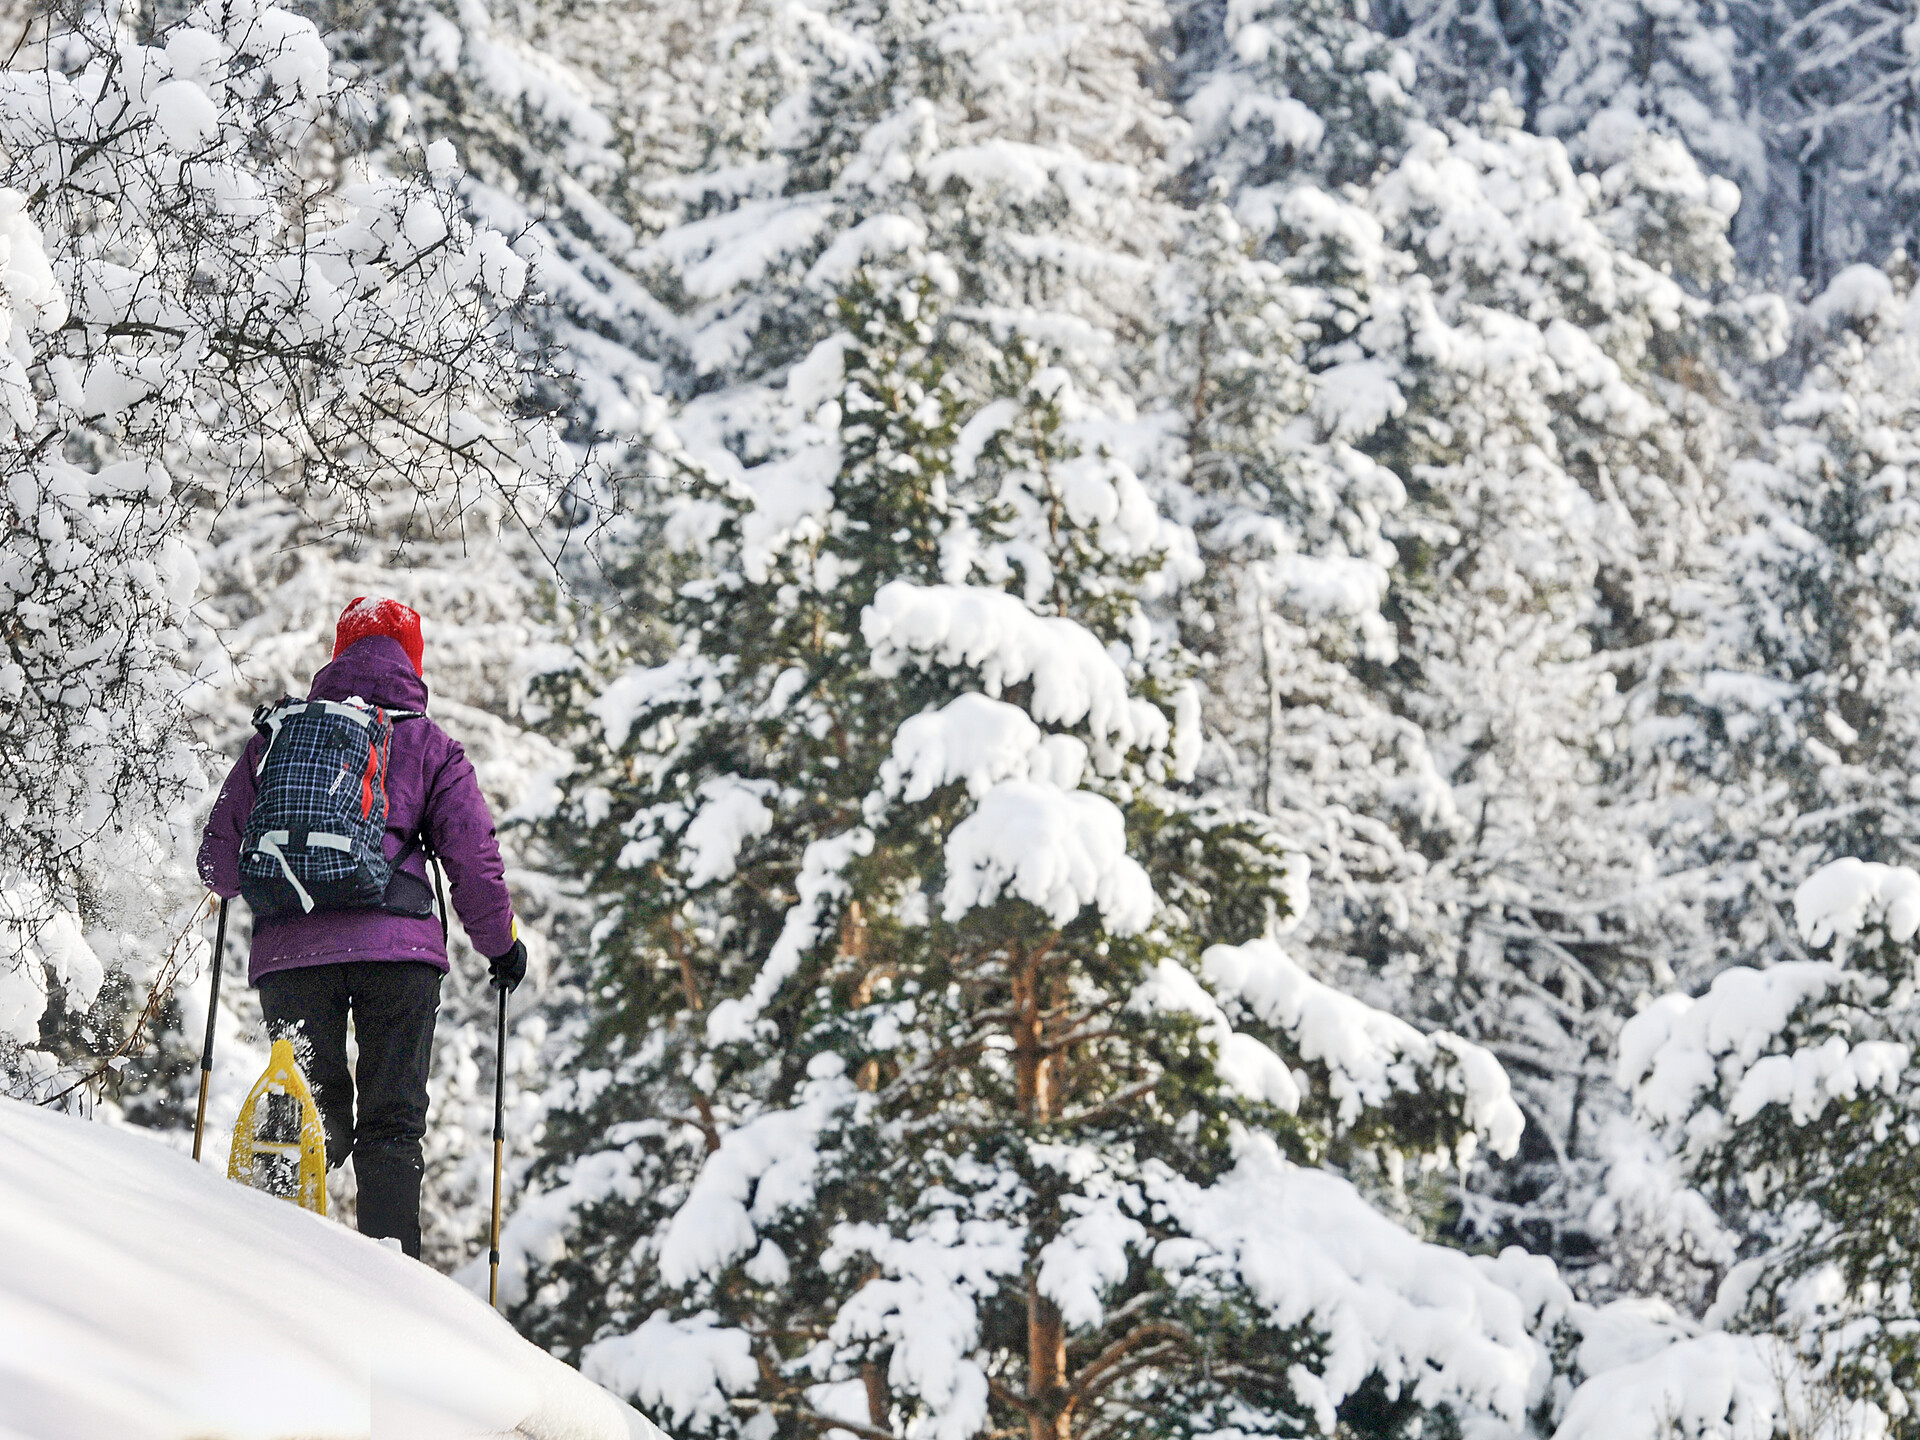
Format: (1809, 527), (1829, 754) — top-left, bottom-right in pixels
(198, 597), (527, 1258)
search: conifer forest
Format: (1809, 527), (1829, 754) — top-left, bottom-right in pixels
(22, 0), (1920, 1435)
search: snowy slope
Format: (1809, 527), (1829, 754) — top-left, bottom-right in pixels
(0, 1099), (664, 1440)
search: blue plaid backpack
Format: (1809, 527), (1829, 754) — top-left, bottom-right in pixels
(238, 696), (429, 918)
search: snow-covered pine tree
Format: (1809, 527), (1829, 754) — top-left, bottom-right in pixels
(1365, 1), (1890, 286)
(510, 257), (1542, 1440)
(299, 0), (1194, 636)
(1651, 262), (1920, 993)
(1159, 0), (1430, 971)
(1175, 0), (1415, 194)
(1619, 854), (1920, 1428)
(1170, 1), (1771, 1280)
(1532, 0), (1763, 229)
(481, 0), (1193, 1297)
(1158, 196), (1415, 841)
(1776, 0), (1920, 285)
(1371, 0), (1557, 126)
(0, 0), (550, 1093)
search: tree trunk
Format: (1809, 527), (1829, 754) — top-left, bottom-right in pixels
(1027, 1274), (1073, 1440)
(862, 1359), (890, 1431)
(1013, 943), (1071, 1438)
(1255, 568), (1282, 816)
(1011, 941), (1052, 1122)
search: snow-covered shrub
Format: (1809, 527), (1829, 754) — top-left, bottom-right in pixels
(6, 0), (544, 508)
(0, 197), (199, 1084)
(0, 0), (559, 1093)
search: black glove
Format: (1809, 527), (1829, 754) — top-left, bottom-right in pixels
(488, 938), (527, 992)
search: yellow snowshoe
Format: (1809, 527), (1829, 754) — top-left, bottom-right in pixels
(228, 1037), (328, 1214)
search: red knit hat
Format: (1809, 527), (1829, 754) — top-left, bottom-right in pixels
(333, 597), (424, 676)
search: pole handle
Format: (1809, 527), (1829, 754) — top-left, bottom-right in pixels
(192, 897), (229, 1163)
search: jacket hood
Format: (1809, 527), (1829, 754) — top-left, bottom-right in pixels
(310, 635), (431, 712)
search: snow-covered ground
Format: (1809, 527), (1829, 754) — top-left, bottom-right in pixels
(0, 1098), (665, 1440)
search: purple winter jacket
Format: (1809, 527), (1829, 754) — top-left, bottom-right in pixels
(198, 636), (518, 984)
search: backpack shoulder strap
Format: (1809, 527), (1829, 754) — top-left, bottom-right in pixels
(250, 696), (307, 774)
(251, 696), (301, 732)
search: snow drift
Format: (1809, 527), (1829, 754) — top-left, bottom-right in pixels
(0, 1098), (665, 1440)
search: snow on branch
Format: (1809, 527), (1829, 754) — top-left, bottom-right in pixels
(1620, 858), (1920, 1146)
(823, 1211), (1026, 1440)
(583, 1310), (759, 1433)
(1617, 963), (1866, 1134)
(1149, 1130), (1539, 1432)
(1550, 1333), (1820, 1440)
(587, 657), (724, 751)
(1473, 1249), (1799, 1440)
(940, 781), (1155, 934)
(875, 693), (1090, 805)
(1792, 857), (1920, 952)
(657, 1058), (860, 1287)
(1127, 959), (1302, 1110)
(680, 778), (777, 888)
(1203, 938), (1524, 1157)
(706, 831), (874, 1044)
(862, 581), (1169, 757)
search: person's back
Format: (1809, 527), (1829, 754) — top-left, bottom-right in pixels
(198, 598), (527, 1257)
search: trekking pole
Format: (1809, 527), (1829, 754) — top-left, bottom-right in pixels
(192, 897), (229, 1162)
(489, 981), (508, 1309)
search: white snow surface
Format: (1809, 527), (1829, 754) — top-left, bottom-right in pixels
(0, 1097), (662, 1440)
(1584, 1119), (1738, 1273)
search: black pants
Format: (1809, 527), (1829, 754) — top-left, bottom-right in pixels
(256, 961), (441, 1258)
